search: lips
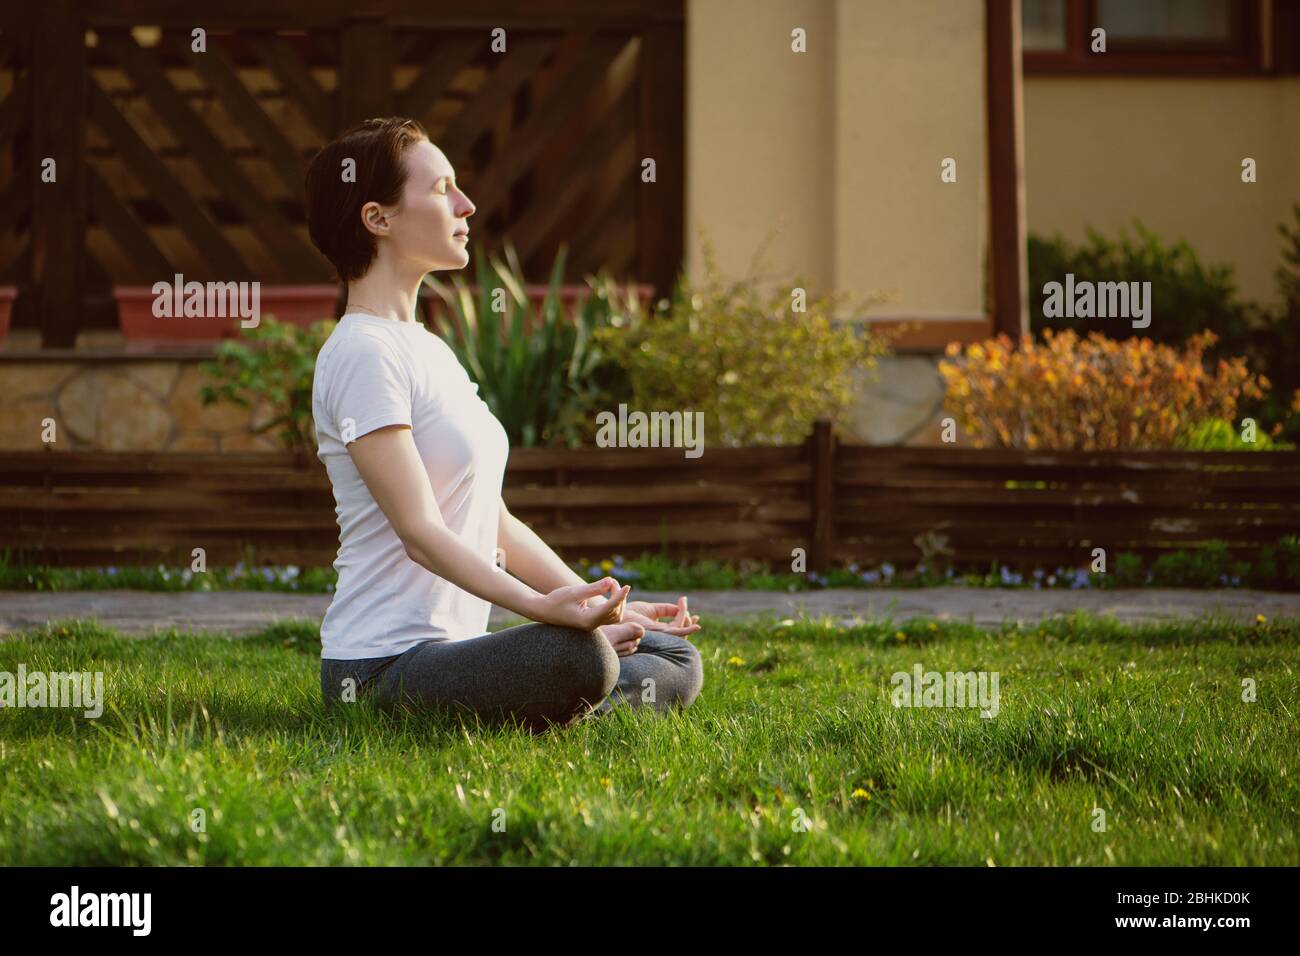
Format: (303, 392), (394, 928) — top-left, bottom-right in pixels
(453, 229), (469, 239)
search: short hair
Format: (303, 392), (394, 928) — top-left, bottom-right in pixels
(305, 117), (429, 282)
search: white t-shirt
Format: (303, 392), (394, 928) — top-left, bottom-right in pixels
(312, 312), (510, 660)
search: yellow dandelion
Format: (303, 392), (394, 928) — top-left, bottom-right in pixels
(1255, 614), (1267, 625)
(727, 655), (745, 666)
(894, 631), (906, 641)
(851, 788), (872, 801)
(600, 777), (611, 788)
(600, 559), (613, 572)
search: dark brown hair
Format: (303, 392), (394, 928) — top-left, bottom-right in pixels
(305, 117), (428, 282)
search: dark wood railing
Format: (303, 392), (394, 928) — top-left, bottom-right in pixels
(3, 422), (1299, 571)
(0, 1), (685, 344)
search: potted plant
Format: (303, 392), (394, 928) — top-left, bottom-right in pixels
(421, 240), (654, 332)
(422, 240), (644, 447)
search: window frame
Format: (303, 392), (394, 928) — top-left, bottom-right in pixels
(1023, 0), (1267, 75)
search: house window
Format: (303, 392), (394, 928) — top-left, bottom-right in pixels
(1023, 0), (1069, 51)
(1022, 0), (1265, 73)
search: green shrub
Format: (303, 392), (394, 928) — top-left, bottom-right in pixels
(1113, 552), (1146, 587)
(1176, 418), (1292, 451)
(1254, 203), (1300, 441)
(1030, 214), (1300, 441)
(1250, 535), (1300, 591)
(1147, 540), (1248, 588)
(1029, 221), (1251, 344)
(592, 235), (890, 446)
(198, 315), (333, 456)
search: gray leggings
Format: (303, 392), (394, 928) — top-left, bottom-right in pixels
(321, 623), (703, 732)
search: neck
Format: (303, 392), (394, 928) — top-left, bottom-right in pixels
(345, 255), (427, 323)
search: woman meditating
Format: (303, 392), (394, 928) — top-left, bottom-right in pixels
(305, 118), (703, 732)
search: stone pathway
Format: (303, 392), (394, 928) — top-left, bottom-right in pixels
(1, 587), (1297, 638)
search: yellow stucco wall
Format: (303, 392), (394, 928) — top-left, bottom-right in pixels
(685, 0), (837, 295)
(1024, 76), (1300, 307)
(686, 0), (988, 319)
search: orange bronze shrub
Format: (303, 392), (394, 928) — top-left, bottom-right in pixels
(938, 330), (1268, 450)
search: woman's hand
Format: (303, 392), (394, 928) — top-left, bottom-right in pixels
(530, 578), (631, 631)
(598, 597), (699, 658)
(598, 620), (645, 657)
(624, 597), (700, 637)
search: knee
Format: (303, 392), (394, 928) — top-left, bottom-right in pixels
(552, 626), (619, 705)
(674, 639), (705, 710)
(641, 632), (704, 711)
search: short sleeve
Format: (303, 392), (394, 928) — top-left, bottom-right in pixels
(324, 335), (413, 446)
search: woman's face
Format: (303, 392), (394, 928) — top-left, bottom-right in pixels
(381, 138), (475, 273)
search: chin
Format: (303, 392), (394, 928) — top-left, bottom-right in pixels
(428, 249), (470, 272)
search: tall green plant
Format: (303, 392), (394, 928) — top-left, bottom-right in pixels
(422, 240), (634, 447)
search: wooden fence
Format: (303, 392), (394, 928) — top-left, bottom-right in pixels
(3, 422), (1299, 571)
(0, 0), (685, 344)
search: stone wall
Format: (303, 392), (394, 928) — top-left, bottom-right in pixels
(839, 355), (948, 446)
(1, 335), (947, 451)
(0, 354), (283, 452)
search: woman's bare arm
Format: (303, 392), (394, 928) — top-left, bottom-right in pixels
(498, 498), (645, 655)
(497, 498), (595, 596)
(345, 424), (627, 630)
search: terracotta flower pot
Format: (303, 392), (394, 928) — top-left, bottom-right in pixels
(114, 283), (341, 351)
(0, 285), (16, 345)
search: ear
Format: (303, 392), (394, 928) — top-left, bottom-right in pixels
(359, 200), (390, 238)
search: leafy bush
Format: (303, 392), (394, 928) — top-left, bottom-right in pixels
(198, 315), (333, 456)
(1176, 418), (1292, 451)
(1252, 535), (1300, 590)
(1148, 540), (1248, 589)
(593, 236), (890, 446)
(1252, 203), (1300, 440)
(1112, 552), (1146, 587)
(1028, 220), (1252, 344)
(1030, 214), (1300, 441)
(424, 240), (635, 447)
(939, 329), (1268, 450)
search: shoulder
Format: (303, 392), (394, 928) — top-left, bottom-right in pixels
(321, 326), (409, 373)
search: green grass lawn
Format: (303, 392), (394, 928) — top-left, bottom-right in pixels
(1, 613), (1296, 865)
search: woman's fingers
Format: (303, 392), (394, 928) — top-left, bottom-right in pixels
(645, 602), (684, 620)
(670, 598), (700, 633)
(583, 585), (630, 628)
(600, 621), (643, 657)
(659, 621), (701, 636)
(607, 584), (631, 618)
(578, 577), (618, 599)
